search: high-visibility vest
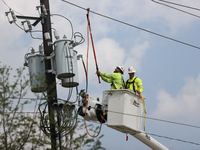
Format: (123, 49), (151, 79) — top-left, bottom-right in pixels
(100, 72), (124, 89)
(125, 76), (143, 93)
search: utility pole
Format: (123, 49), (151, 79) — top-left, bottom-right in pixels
(40, 0), (57, 149)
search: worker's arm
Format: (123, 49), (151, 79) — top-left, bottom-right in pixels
(136, 78), (143, 94)
(99, 72), (112, 83)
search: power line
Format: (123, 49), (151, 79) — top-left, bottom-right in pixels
(6, 96), (200, 129)
(73, 103), (200, 129)
(9, 97), (46, 100)
(51, 14), (74, 40)
(152, 0), (200, 18)
(78, 118), (200, 147)
(108, 109), (200, 129)
(61, 0), (200, 50)
(155, 0), (200, 11)
(2, 0), (23, 15)
(147, 132), (200, 146)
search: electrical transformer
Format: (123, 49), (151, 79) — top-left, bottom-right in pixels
(61, 50), (79, 87)
(27, 53), (46, 93)
(54, 37), (75, 79)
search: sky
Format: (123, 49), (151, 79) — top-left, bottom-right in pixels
(1, 0), (200, 149)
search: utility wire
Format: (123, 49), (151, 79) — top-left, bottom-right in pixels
(51, 14), (74, 40)
(78, 117), (200, 147)
(2, 0), (23, 15)
(152, 0), (200, 18)
(108, 109), (200, 129)
(146, 132), (200, 146)
(2, 110), (200, 146)
(73, 103), (200, 129)
(7, 97), (200, 129)
(156, 0), (200, 11)
(61, 0), (200, 50)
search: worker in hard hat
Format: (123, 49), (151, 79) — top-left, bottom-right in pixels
(96, 66), (125, 89)
(125, 67), (143, 94)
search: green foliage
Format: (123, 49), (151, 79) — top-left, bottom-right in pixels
(63, 120), (106, 150)
(0, 63), (50, 150)
(0, 62), (106, 150)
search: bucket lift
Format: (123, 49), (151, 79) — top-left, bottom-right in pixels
(78, 89), (169, 150)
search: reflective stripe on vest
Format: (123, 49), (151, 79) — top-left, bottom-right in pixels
(112, 74), (124, 89)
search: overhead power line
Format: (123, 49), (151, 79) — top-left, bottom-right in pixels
(80, 118), (200, 147)
(147, 132), (200, 146)
(152, 0), (200, 18)
(4, 100), (200, 130)
(73, 103), (200, 129)
(108, 110), (200, 129)
(61, 0), (200, 50)
(2, 0), (23, 15)
(6, 96), (200, 130)
(154, 0), (200, 11)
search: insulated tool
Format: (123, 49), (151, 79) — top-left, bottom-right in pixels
(86, 9), (101, 83)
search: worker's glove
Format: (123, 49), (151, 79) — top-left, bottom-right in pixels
(96, 71), (101, 76)
(137, 90), (140, 94)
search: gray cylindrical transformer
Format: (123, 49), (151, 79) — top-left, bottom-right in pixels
(27, 54), (46, 93)
(61, 50), (79, 87)
(54, 38), (75, 79)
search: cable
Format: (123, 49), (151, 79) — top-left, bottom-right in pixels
(81, 56), (88, 92)
(108, 109), (200, 129)
(156, 0), (200, 11)
(39, 101), (78, 137)
(152, 0), (200, 18)
(6, 98), (200, 130)
(2, 0), (28, 32)
(7, 97), (200, 130)
(29, 30), (43, 40)
(61, 0), (200, 50)
(78, 117), (200, 147)
(146, 132), (200, 146)
(74, 102), (200, 129)
(5, 94), (200, 128)
(74, 32), (85, 46)
(14, 22), (26, 31)
(51, 14), (74, 40)
(2, 0), (23, 15)
(82, 17), (104, 137)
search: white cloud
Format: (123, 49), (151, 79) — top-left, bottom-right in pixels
(152, 73), (200, 122)
(124, 40), (149, 72)
(76, 38), (126, 85)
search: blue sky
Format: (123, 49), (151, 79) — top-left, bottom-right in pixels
(1, 0), (200, 149)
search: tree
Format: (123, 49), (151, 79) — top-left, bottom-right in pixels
(0, 62), (50, 149)
(0, 62), (106, 150)
(64, 120), (106, 150)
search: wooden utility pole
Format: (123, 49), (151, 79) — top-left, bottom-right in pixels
(40, 0), (57, 149)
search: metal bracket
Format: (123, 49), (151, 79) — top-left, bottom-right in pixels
(45, 52), (56, 74)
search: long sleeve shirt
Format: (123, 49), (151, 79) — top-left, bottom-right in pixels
(100, 72), (124, 89)
(125, 76), (143, 93)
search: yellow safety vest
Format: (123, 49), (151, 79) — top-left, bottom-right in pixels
(125, 76), (143, 93)
(100, 72), (124, 89)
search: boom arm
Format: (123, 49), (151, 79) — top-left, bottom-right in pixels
(131, 131), (169, 150)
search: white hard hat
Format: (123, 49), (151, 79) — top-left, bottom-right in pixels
(117, 66), (125, 74)
(128, 66), (136, 73)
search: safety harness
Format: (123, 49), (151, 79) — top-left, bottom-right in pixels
(125, 77), (137, 93)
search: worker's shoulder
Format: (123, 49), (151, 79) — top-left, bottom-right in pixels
(135, 77), (142, 83)
(112, 73), (122, 78)
(128, 76), (142, 82)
